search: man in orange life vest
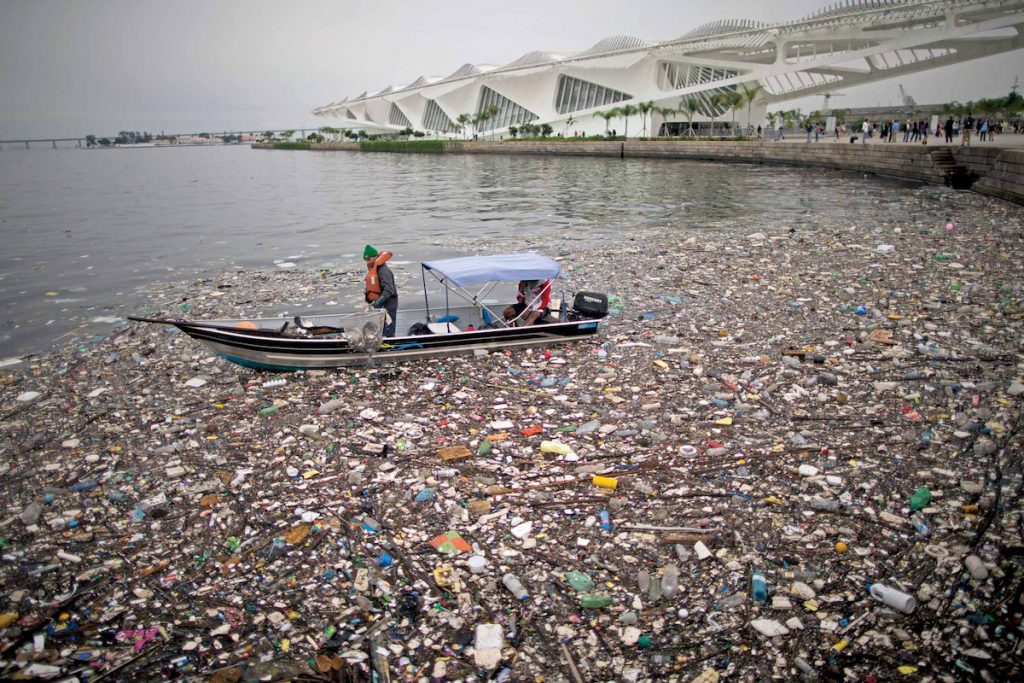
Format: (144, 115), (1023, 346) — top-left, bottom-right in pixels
(363, 244), (398, 337)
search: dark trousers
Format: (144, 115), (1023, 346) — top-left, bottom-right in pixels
(383, 300), (398, 338)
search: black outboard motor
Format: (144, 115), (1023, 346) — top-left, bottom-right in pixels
(571, 291), (608, 319)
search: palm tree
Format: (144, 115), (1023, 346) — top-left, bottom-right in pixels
(594, 109), (618, 135)
(723, 91), (744, 136)
(706, 94), (725, 137)
(739, 82), (762, 132)
(677, 97), (699, 136)
(654, 106), (676, 136)
(471, 112), (485, 138)
(456, 113), (471, 139)
(618, 103), (639, 138)
(486, 105), (500, 139)
(564, 114), (576, 137)
(637, 100), (655, 137)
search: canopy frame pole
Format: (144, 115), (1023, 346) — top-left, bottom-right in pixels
(421, 265), (431, 321)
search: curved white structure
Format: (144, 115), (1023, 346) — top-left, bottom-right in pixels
(314, 0), (1024, 137)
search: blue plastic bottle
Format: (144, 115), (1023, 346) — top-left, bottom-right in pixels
(751, 572), (768, 602)
(599, 510), (612, 532)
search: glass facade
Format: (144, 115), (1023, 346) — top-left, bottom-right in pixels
(476, 86), (538, 130)
(554, 75), (630, 114)
(387, 103), (412, 128)
(422, 100), (455, 132)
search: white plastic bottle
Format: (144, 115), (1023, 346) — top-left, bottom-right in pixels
(662, 564), (679, 599)
(502, 573), (529, 600)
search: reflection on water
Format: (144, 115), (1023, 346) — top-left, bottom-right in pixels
(0, 145), (935, 357)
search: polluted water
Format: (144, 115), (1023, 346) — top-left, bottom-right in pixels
(0, 182), (1023, 680)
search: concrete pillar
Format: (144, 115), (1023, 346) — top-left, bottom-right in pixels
(52, 140), (57, 149)
(25, 141), (30, 149)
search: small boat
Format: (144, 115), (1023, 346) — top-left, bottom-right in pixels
(128, 253), (608, 371)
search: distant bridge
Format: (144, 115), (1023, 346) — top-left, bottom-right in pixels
(0, 129), (316, 150)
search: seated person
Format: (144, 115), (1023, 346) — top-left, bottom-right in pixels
(503, 279), (551, 326)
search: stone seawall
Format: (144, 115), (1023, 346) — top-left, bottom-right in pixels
(253, 140), (1024, 205)
(444, 140), (1024, 204)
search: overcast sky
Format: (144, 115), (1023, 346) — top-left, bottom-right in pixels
(0, 0), (1020, 139)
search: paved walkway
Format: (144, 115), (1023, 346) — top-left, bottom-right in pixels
(764, 132), (1024, 149)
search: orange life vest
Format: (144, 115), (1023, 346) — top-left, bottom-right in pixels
(364, 251), (393, 302)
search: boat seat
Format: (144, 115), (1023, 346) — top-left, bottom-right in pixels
(427, 322), (461, 334)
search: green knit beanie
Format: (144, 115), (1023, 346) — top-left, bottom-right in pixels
(363, 244), (378, 259)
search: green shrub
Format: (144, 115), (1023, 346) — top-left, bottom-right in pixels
(359, 140), (444, 153)
(272, 141), (311, 150)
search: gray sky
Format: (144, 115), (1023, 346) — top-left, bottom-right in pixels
(0, 0), (1020, 139)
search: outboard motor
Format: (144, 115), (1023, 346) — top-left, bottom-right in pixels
(571, 291), (608, 319)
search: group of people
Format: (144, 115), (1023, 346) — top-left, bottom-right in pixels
(854, 116), (1011, 145)
(362, 244), (551, 338)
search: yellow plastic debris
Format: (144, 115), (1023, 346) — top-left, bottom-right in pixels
(592, 475), (618, 490)
(897, 665), (918, 675)
(714, 417), (733, 426)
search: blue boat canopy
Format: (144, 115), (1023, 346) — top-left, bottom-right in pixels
(422, 252), (561, 287)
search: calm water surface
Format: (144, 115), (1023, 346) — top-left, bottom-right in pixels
(0, 145), (937, 359)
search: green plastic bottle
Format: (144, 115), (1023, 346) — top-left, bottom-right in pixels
(477, 440), (493, 456)
(910, 486), (932, 511)
(564, 571), (595, 593)
(579, 593), (613, 609)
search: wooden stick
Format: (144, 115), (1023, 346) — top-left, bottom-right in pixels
(560, 642), (585, 683)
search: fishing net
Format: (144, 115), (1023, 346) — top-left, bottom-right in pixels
(342, 310), (385, 357)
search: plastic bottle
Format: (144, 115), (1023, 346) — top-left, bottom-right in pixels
(21, 502), (42, 525)
(718, 592), (747, 609)
(599, 510), (612, 532)
(502, 573), (529, 600)
(911, 513), (930, 537)
(72, 480), (98, 493)
(965, 555), (988, 580)
(751, 572), (768, 602)
(319, 398), (345, 415)
(565, 571), (595, 592)
(648, 575), (662, 602)
(869, 583), (917, 614)
(637, 569), (651, 593)
(810, 497), (840, 512)
(633, 482), (654, 496)
(434, 468), (457, 479)
(262, 378), (287, 388)
(579, 594), (613, 609)
(662, 564), (679, 599)
(539, 441), (572, 455)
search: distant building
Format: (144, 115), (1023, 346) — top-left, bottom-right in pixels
(314, 0), (1024, 138)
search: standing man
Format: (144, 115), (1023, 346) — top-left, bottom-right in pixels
(944, 116), (954, 143)
(363, 244), (398, 338)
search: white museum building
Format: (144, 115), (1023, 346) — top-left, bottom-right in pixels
(313, 0), (1024, 137)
